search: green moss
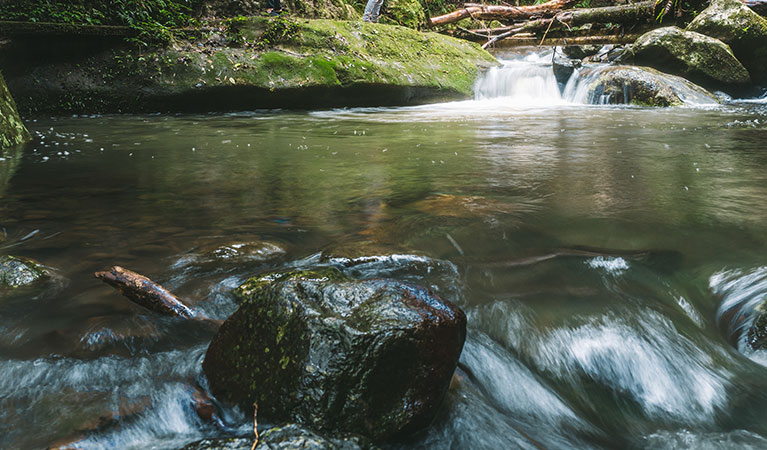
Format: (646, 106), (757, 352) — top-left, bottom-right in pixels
(380, 0), (426, 29)
(9, 18), (497, 114)
(234, 267), (349, 300)
(0, 73), (30, 151)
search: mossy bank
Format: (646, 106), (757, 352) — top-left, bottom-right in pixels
(0, 72), (30, 149)
(1, 17), (497, 115)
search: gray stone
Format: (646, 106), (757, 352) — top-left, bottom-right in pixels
(687, 0), (767, 84)
(581, 65), (717, 106)
(632, 26), (750, 90)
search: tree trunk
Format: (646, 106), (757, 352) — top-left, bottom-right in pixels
(482, 1), (654, 47)
(555, 0), (654, 26)
(429, 0), (579, 27)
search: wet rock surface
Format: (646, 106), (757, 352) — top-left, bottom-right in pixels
(562, 44), (602, 60)
(181, 424), (373, 450)
(631, 26), (750, 90)
(0, 72), (30, 150)
(181, 437), (253, 450)
(748, 300), (767, 350)
(258, 424), (373, 449)
(582, 65), (716, 106)
(686, 0), (767, 85)
(0, 255), (48, 288)
(202, 268), (466, 440)
(552, 51), (580, 92)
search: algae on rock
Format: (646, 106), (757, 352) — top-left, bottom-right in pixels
(5, 18), (497, 114)
(686, 0), (767, 85)
(0, 72), (30, 150)
(631, 26), (750, 91)
(202, 267), (467, 441)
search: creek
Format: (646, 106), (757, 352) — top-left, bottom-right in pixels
(2, 49), (767, 449)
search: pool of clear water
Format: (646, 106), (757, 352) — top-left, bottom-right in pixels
(2, 53), (767, 449)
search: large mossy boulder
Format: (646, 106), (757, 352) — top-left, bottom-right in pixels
(686, 0), (767, 85)
(202, 268), (466, 441)
(0, 255), (48, 288)
(631, 26), (750, 91)
(0, 72), (30, 150)
(580, 65), (716, 106)
(5, 18), (497, 114)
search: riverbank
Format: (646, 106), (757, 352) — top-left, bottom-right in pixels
(0, 17), (497, 115)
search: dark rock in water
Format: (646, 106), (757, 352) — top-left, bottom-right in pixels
(181, 437), (252, 450)
(259, 424), (373, 449)
(552, 51), (581, 92)
(583, 45), (629, 64)
(561, 44), (602, 60)
(631, 26), (751, 91)
(748, 300), (767, 350)
(687, 0), (767, 85)
(581, 65), (716, 106)
(0, 255), (48, 288)
(202, 268), (466, 440)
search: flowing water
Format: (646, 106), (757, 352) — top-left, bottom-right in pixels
(2, 49), (767, 449)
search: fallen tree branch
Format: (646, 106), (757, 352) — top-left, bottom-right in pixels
(95, 266), (200, 319)
(429, 0), (579, 27)
(555, 0), (654, 26)
(482, 1), (654, 47)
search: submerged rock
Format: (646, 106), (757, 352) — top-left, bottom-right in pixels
(202, 268), (466, 440)
(631, 26), (750, 91)
(581, 65), (716, 106)
(686, 0), (767, 85)
(0, 72), (30, 150)
(0, 255), (48, 288)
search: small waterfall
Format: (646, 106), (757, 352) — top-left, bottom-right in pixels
(474, 50), (717, 106)
(474, 51), (565, 105)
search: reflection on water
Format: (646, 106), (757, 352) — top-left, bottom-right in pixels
(2, 83), (767, 449)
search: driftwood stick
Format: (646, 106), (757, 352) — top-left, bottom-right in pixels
(95, 266), (199, 319)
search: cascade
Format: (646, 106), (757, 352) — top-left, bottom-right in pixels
(473, 49), (718, 106)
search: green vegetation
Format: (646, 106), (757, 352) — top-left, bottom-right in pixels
(0, 0), (202, 43)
